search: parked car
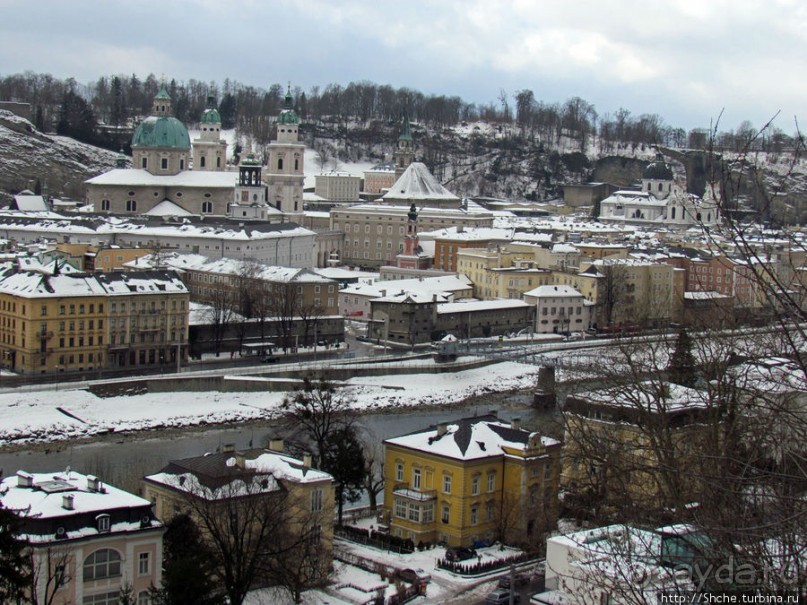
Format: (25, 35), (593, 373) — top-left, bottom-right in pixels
(445, 546), (477, 562)
(398, 568), (432, 584)
(485, 588), (521, 604)
(497, 572), (530, 589)
(261, 355), (279, 363)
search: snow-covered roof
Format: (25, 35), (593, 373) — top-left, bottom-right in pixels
(380, 162), (460, 203)
(340, 274), (472, 299)
(85, 168), (236, 188)
(144, 199), (194, 216)
(12, 194), (48, 212)
(436, 299), (531, 314)
(418, 226), (515, 242)
(145, 252), (334, 283)
(385, 414), (559, 461)
(144, 448), (333, 500)
(0, 270), (187, 299)
(0, 470), (156, 542)
(524, 285), (585, 299)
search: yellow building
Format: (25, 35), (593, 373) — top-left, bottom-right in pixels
(383, 413), (562, 550)
(562, 381), (712, 514)
(0, 270), (189, 374)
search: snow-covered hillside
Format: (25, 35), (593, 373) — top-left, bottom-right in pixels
(0, 110), (121, 203)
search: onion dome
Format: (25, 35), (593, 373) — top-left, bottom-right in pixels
(643, 153), (674, 180)
(277, 86), (299, 125)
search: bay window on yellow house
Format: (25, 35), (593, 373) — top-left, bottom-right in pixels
(383, 413), (562, 550)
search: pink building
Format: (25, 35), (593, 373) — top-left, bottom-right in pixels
(0, 470), (164, 605)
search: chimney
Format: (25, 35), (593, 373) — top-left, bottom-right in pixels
(511, 417), (522, 431)
(380, 289), (386, 297)
(62, 494), (74, 510)
(302, 453), (312, 468)
(267, 438), (284, 453)
(86, 475), (100, 492)
(235, 453), (247, 469)
(17, 471), (33, 488)
(436, 422), (447, 437)
(222, 443), (236, 453)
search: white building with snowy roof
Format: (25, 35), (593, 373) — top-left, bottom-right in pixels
(0, 214), (317, 267)
(382, 413), (562, 548)
(524, 284), (593, 334)
(599, 153), (720, 228)
(338, 273), (473, 317)
(0, 469), (163, 605)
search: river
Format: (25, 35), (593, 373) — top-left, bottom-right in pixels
(0, 389), (561, 495)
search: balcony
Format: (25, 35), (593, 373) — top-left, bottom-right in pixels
(392, 483), (436, 502)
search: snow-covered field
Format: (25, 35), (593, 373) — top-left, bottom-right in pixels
(0, 361), (540, 448)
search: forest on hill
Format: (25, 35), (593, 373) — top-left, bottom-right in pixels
(2, 70), (799, 156)
(1, 71), (804, 223)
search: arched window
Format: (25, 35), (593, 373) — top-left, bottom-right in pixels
(277, 158), (284, 170)
(671, 207), (676, 219)
(83, 548), (121, 581)
(101, 199), (110, 211)
(658, 183), (663, 192)
(200, 156), (206, 168)
(126, 200), (137, 212)
(202, 201), (213, 214)
(216, 157), (221, 168)
(141, 157), (147, 169)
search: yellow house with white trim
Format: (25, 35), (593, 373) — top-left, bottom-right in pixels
(383, 413), (562, 550)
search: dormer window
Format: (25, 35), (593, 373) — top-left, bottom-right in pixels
(96, 514), (110, 533)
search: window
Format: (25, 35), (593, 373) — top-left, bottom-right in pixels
(137, 592), (151, 605)
(470, 506), (478, 525)
(138, 552), (150, 575)
(395, 499), (407, 518)
(441, 503), (450, 523)
(396, 463), (404, 482)
(443, 474), (452, 494)
(408, 503), (420, 522)
(471, 475), (480, 496)
(161, 158), (168, 170)
(83, 548), (121, 581)
(96, 514), (110, 532)
(84, 592), (122, 605)
(200, 156), (206, 168)
(487, 472), (496, 492)
(202, 201), (213, 214)
(141, 157), (147, 169)
(311, 488), (323, 512)
(413, 468), (421, 489)
(277, 158), (283, 170)
(126, 200), (137, 212)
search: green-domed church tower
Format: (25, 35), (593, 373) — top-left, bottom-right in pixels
(192, 95), (227, 171)
(265, 85), (304, 216)
(131, 85), (191, 176)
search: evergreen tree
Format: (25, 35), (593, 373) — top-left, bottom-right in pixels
(56, 90), (98, 145)
(321, 426), (366, 525)
(668, 328), (697, 388)
(0, 503), (31, 603)
(150, 514), (222, 605)
(218, 93), (237, 129)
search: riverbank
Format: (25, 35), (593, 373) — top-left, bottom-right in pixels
(0, 360), (543, 451)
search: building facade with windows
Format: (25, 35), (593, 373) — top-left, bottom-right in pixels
(383, 414), (561, 549)
(330, 204), (494, 268)
(142, 443), (335, 581)
(0, 270), (189, 374)
(0, 469), (163, 605)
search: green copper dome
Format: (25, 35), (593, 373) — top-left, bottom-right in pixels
(277, 87), (299, 125)
(154, 85), (171, 100)
(201, 107), (221, 124)
(399, 115), (413, 142)
(131, 116), (191, 149)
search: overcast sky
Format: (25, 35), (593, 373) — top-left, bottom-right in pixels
(1, 0), (804, 132)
